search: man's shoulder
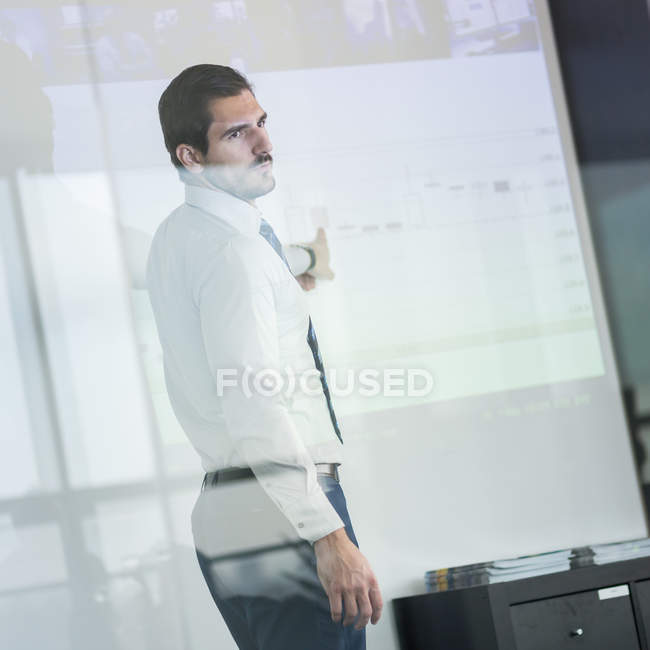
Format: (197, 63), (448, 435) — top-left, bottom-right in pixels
(195, 233), (270, 283)
(152, 202), (231, 239)
(149, 202), (242, 261)
(147, 200), (277, 301)
(152, 203), (264, 269)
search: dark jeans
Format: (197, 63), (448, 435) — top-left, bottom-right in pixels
(193, 475), (366, 650)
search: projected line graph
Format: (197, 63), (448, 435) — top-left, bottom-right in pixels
(272, 127), (572, 239)
(260, 125), (602, 410)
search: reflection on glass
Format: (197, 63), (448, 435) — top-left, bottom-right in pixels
(17, 171), (156, 488)
(0, 518), (67, 590)
(0, 29), (210, 650)
(0, 587), (74, 650)
(1, 3), (648, 650)
(0, 220), (41, 498)
(82, 497), (166, 574)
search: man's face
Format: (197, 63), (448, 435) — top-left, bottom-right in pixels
(198, 90), (275, 201)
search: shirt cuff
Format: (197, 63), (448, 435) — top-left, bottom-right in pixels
(283, 488), (345, 544)
(285, 245), (312, 276)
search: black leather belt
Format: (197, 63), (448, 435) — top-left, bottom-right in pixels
(202, 463), (340, 490)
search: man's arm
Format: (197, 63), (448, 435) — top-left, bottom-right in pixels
(197, 240), (382, 628)
(196, 242), (343, 542)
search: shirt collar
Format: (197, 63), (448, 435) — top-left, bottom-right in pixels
(184, 183), (262, 237)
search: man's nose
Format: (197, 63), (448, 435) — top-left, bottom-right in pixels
(252, 126), (272, 155)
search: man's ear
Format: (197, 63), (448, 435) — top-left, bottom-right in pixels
(176, 144), (204, 174)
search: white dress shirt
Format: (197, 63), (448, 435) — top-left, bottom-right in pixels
(146, 183), (344, 543)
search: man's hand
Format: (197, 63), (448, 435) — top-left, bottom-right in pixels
(313, 528), (383, 630)
(295, 272), (316, 291)
(299, 227), (335, 280)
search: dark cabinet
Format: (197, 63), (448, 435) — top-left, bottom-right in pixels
(511, 589), (639, 650)
(634, 580), (650, 646)
(393, 558), (650, 650)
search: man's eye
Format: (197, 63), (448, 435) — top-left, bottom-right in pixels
(258, 119), (266, 128)
(229, 130), (241, 139)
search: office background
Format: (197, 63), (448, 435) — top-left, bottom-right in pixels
(1, 2), (650, 649)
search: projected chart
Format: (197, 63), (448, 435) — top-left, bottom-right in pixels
(263, 126), (602, 415)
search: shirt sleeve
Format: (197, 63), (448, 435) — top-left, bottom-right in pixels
(196, 242), (344, 543)
(284, 244), (312, 276)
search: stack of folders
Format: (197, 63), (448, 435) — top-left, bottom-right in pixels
(425, 550), (571, 593)
(425, 540), (650, 594)
(591, 538), (650, 565)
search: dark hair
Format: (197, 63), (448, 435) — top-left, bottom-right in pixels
(158, 64), (253, 168)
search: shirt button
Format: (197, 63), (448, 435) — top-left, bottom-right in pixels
(297, 522), (304, 529)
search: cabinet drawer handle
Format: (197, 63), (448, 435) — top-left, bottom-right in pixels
(570, 628), (584, 637)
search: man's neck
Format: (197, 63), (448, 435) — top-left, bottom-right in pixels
(184, 175), (257, 208)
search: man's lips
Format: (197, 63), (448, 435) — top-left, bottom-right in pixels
(252, 154), (273, 168)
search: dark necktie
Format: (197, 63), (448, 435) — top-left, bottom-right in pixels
(258, 217), (343, 444)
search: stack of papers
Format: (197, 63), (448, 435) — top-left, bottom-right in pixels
(591, 538), (650, 565)
(488, 550), (572, 582)
(425, 539), (650, 593)
(425, 550), (571, 593)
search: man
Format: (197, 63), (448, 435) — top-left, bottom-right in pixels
(147, 64), (382, 649)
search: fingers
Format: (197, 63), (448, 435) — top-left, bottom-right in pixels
(328, 590), (343, 624)
(308, 227), (335, 281)
(340, 584), (381, 629)
(369, 585), (384, 625)
(342, 591), (359, 627)
(354, 591), (373, 630)
(314, 536), (381, 631)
